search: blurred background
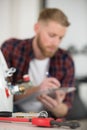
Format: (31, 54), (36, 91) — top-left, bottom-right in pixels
(0, 0), (87, 119)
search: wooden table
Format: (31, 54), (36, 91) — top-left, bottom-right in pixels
(0, 119), (87, 130)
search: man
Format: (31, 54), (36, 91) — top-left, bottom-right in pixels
(1, 8), (75, 118)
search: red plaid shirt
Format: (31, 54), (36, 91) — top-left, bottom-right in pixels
(1, 38), (75, 109)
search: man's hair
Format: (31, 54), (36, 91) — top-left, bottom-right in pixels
(38, 8), (70, 27)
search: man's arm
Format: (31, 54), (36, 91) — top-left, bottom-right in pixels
(14, 77), (60, 101)
(1, 39), (16, 68)
(61, 54), (75, 110)
(14, 86), (39, 101)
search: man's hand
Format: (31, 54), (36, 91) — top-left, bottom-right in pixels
(37, 83), (68, 117)
(39, 77), (60, 91)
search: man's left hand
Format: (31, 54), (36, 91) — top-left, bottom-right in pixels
(37, 90), (68, 117)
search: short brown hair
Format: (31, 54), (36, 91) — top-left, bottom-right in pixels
(38, 8), (70, 27)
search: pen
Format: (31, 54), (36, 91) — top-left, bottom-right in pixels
(45, 72), (76, 93)
(46, 71), (50, 77)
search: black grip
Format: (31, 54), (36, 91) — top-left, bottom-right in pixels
(0, 111), (12, 117)
(50, 120), (80, 129)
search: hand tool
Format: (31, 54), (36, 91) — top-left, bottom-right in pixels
(0, 116), (80, 129)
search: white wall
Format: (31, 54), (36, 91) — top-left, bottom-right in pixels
(1, 0), (86, 48)
(0, 0), (41, 45)
(0, 0), (11, 44)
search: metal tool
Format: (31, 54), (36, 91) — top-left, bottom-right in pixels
(5, 67), (16, 77)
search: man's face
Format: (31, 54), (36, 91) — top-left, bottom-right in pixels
(35, 21), (67, 58)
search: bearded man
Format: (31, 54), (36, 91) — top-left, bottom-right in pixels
(1, 8), (75, 118)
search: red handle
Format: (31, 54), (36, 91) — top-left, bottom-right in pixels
(0, 117), (64, 127)
(0, 117), (29, 122)
(32, 118), (53, 127)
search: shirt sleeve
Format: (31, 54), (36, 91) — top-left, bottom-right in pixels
(1, 38), (16, 68)
(61, 54), (75, 110)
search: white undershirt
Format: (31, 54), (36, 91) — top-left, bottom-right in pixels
(28, 58), (50, 86)
(19, 58), (50, 112)
(16, 58), (50, 112)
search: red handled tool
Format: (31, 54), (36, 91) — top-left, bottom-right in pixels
(31, 118), (80, 129)
(0, 117), (80, 129)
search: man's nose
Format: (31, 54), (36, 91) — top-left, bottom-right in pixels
(51, 38), (60, 46)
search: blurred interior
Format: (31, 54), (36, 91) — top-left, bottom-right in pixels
(0, 0), (87, 120)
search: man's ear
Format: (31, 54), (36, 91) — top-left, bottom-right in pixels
(34, 23), (40, 33)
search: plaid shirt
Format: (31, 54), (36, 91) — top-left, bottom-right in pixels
(1, 38), (75, 109)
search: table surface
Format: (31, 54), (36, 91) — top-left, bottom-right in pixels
(0, 119), (87, 130)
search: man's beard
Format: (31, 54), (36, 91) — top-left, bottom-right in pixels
(36, 36), (58, 58)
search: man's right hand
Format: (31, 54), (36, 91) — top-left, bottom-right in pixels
(39, 77), (61, 92)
